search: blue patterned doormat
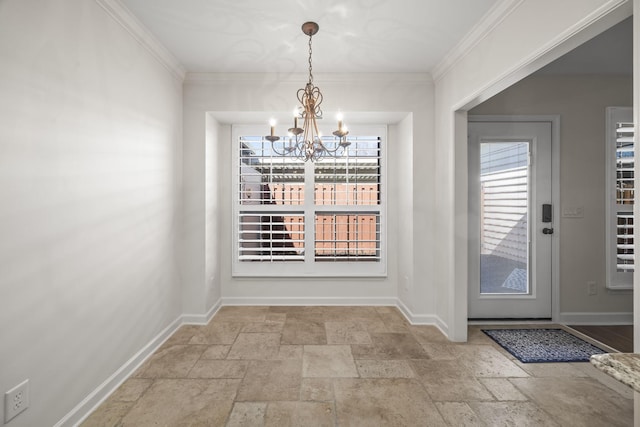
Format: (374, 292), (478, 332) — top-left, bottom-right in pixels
(482, 328), (607, 363)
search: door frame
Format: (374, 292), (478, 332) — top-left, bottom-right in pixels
(468, 115), (560, 321)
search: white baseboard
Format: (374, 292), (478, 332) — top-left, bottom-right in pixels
(221, 297), (449, 335)
(59, 300), (223, 426)
(56, 315), (183, 427)
(222, 296), (449, 335)
(220, 296), (398, 306)
(396, 299), (449, 336)
(182, 298), (223, 325)
(60, 297), (443, 426)
(558, 311), (633, 325)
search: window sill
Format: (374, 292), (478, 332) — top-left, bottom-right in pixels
(232, 264), (387, 279)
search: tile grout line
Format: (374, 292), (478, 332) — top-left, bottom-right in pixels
(81, 307), (634, 426)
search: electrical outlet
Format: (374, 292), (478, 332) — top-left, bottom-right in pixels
(587, 281), (597, 296)
(4, 379), (29, 423)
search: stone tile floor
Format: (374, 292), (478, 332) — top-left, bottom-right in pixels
(82, 306), (633, 426)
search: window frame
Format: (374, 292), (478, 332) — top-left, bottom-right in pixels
(605, 106), (634, 290)
(231, 123), (387, 277)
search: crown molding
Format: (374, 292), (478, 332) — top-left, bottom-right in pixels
(449, 0), (631, 111)
(432, 0), (524, 82)
(185, 72), (433, 85)
(95, 0), (186, 81)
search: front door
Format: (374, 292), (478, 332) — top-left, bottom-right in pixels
(468, 119), (553, 319)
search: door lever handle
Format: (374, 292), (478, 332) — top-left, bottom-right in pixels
(542, 227), (554, 235)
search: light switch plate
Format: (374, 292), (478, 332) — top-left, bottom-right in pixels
(562, 206), (584, 218)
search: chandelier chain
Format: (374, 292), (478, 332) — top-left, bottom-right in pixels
(307, 34), (313, 84)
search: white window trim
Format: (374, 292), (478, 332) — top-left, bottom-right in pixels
(605, 106), (634, 290)
(231, 123), (387, 278)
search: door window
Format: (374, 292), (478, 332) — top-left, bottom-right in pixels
(479, 141), (529, 295)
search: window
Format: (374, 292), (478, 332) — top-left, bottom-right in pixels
(232, 125), (386, 277)
(606, 107), (634, 290)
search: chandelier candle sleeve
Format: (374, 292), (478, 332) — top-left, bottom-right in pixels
(266, 118), (279, 142)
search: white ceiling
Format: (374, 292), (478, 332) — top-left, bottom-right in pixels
(120, 0), (498, 74)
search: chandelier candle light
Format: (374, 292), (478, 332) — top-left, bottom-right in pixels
(266, 22), (350, 162)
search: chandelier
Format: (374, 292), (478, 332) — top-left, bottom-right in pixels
(266, 22), (349, 162)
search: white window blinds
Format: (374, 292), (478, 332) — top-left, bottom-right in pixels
(233, 125), (386, 277)
(615, 122), (634, 273)
(606, 107), (634, 289)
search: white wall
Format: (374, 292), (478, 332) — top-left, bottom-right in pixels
(0, 1), (183, 425)
(205, 115), (222, 312)
(471, 75), (633, 320)
(634, 0), (640, 356)
(434, 0), (633, 340)
(183, 73), (438, 322)
(395, 115), (415, 311)
(1, 0), (634, 423)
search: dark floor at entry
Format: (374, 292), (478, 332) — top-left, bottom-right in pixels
(568, 325), (633, 353)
